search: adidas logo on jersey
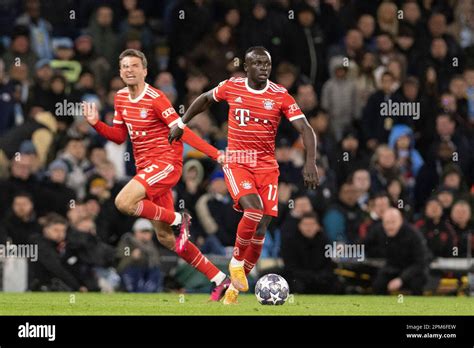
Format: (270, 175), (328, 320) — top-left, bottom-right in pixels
(234, 97), (242, 103)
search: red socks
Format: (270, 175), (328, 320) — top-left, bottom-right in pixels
(134, 200), (175, 225)
(233, 209), (263, 261)
(243, 235), (265, 275)
(176, 242), (221, 281)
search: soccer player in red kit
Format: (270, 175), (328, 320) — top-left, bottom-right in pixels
(82, 49), (230, 300)
(169, 46), (319, 304)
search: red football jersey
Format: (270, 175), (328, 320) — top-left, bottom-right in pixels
(113, 83), (183, 169)
(213, 77), (305, 172)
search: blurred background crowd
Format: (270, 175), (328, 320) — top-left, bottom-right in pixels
(0, 0), (473, 295)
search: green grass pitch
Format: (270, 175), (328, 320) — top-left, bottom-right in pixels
(0, 293), (472, 315)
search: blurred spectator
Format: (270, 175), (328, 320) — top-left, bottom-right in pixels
(449, 200), (473, 257)
(287, 4), (329, 88)
(41, 159), (76, 217)
(388, 124), (424, 191)
(415, 140), (458, 211)
(334, 127), (370, 185)
(195, 169), (238, 254)
(372, 208), (428, 295)
(275, 137), (302, 187)
(29, 213), (88, 292)
(369, 145), (400, 194)
(362, 71), (399, 150)
(15, 0), (53, 60)
(187, 23), (239, 87)
(354, 51), (377, 118)
(0, 58), (16, 135)
(281, 212), (342, 294)
(2, 25), (38, 78)
(323, 182), (364, 243)
(119, 8), (153, 52)
(50, 37), (82, 84)
(321, 58), (357, 141)
(0, 191), (40, 244)
(361, 192), (392, 249)
(376, 2), (399, 37)
(58, 137), (92, 200)
(415, 198), (457, 259)
(349, 168), (371, 212)
(86, 5), (118, 65)
(357, 14), (376, 51)
(116, 218), (163, 293)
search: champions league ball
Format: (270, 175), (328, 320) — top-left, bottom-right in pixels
(255, 274), (289, 305)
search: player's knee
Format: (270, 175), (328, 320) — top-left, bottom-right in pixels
(243, 207), (264, 223)
(115, 194), (133, 215)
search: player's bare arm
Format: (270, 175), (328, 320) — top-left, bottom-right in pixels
(168, 90), (215, 143)
(292, 117), (319, 189)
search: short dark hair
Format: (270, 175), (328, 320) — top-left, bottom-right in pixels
(245, 46), (269, 57)
(119, 49), (148, 69)
(41, 212), (68, 228)
(13, 191), (34, 202)
(300, 212), (319, 222)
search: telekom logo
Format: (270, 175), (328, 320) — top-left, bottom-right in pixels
(235, 108), (250, 126)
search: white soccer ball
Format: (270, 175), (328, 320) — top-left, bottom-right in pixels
(255, 273), (289, 305)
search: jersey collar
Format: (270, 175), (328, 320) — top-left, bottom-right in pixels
(245, 78), (269, 94)
(128, 83), (149, 103)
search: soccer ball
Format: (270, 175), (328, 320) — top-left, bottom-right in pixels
(255, 273), (289, 305)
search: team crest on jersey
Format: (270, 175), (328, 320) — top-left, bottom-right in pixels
(263, 99), (274, 110)
(140, 108), (147, 118)
(241, 180), (252, 189)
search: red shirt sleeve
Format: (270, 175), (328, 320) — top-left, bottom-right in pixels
(281, 92), (306, 122)
(92, 96), (127, 144)
(212, 79), (229, 102)
(151, 94), (180, 128)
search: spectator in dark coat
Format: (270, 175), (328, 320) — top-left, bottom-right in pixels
(28, 213), (87, 292)
(334, 127), (370, 186)
(362, 193), (392, 257)
(372, 208), (429, 295)
(415, 198), (457, 259)
(116, 219), (162, 293)
(449, 200), (473, 257)
(0, 192), (40, 244)
(362, 71), (401, 150)
(323, 182), (364, 243)
(281, 213), (341, 294)
(369, 145), (400, 194)
(195, 170), (239, 254)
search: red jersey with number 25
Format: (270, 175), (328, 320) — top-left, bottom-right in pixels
(213, 77), (305, 172)
(113, 83), (183, 169)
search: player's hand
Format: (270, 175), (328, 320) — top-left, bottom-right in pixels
(82, 101), (99, 126)
(168, 125), (184, 144)
(303, 161), (319, 190)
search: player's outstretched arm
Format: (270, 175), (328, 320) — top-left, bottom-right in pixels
(82, 101), (127, 144)
(292, 117), (319, 189)
(168, 90), (215, 143)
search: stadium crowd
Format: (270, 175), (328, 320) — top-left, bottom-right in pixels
(0, 0), (473, 295)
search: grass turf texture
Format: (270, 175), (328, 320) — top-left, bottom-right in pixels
(0, 293), (472, 315)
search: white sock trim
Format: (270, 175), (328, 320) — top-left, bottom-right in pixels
(211, 271), (226, 285)
(230, 257), (245, 267)
(170, 212), (182, 226)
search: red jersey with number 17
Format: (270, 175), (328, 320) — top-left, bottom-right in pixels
(113, 83), (183, 170)
(213, 77), (305, 172)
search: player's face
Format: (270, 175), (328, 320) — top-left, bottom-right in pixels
(120, 56), (147, 86)
(245, 51), (272, 84)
